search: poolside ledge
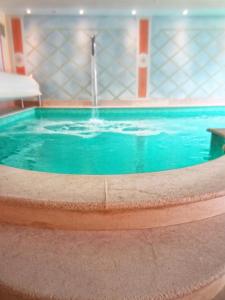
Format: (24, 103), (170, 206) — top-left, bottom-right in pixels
(1, 153), (225, 230)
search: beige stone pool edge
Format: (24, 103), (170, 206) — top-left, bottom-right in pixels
(1, 151), (225, 230)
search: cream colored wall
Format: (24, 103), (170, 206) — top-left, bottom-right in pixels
(0, 12), (12, 72)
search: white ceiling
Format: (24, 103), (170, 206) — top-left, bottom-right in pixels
(1, 0), (225, 16)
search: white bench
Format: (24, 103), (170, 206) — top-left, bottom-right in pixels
(0, 72), (41, 108)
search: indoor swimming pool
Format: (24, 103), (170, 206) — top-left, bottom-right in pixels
(1, 107), (225, 175)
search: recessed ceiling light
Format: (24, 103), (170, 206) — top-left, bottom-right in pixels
(26, 8), (31, 14)
(131, 9), (137, 16)
(182, 9), (189, 16)
(79, 9), (84, 15)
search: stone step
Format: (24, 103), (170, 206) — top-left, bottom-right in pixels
(2, 158), (225, 231)
(1, 214), (225, 300)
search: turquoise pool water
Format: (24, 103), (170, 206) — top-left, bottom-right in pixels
(0, 107), (225, 175)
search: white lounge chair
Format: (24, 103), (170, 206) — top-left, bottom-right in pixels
(0, 72), (41, 108)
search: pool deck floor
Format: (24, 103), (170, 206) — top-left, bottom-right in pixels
(3, 98), (225, 112)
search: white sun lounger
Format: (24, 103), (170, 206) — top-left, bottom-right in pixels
(0, 72), (41, 108)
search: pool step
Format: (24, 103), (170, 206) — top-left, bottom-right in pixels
(0, 214), (225, 300)
(2, 161), (225, 231)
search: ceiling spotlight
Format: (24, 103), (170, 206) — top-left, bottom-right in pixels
(26, 8), (31, 14)
(79, 9), (84, 15)
(182, 9), (189, 16)
(131, 10), (137, 16)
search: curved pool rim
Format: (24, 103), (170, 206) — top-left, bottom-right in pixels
(1, 151), (225, 230)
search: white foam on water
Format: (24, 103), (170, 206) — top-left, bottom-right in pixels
(44, 118), (176, 138)
(88, 118), (105, 125)
(4, 118), (177, 138)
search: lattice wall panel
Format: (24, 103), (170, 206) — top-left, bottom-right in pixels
(24, 16), (137, 101)
(150, 19), (225, 99)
